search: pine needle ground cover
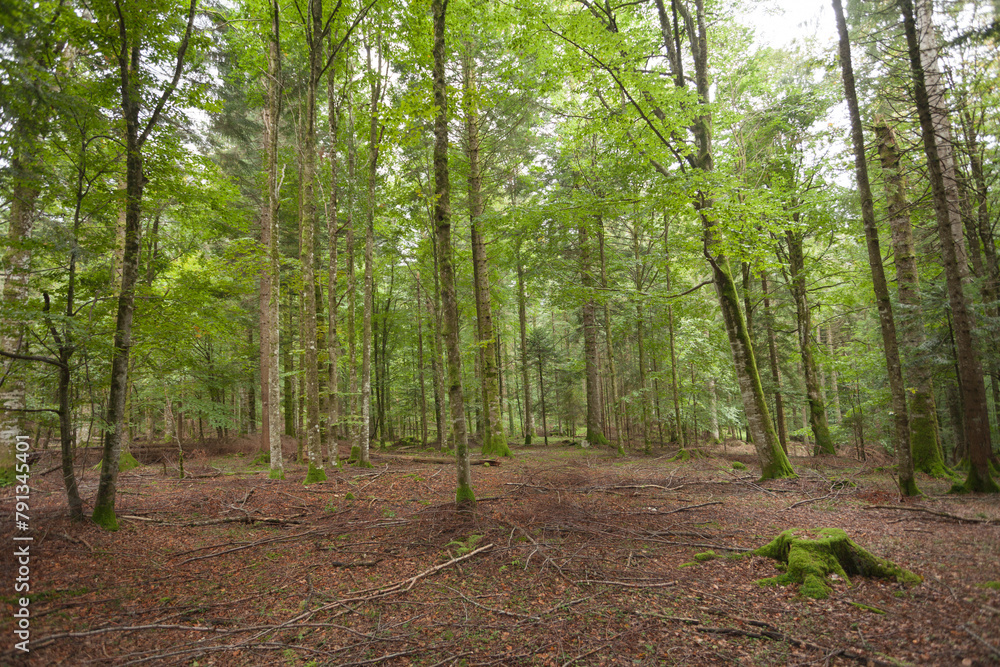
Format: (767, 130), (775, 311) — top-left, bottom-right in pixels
(3, 442), (999, 666)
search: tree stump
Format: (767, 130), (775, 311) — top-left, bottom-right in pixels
(753, 528), (921, 599)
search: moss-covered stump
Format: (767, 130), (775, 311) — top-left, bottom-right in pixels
(752, 528), (921, 599)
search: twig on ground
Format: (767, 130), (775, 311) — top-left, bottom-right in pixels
(863, 505), (995, 524)
(962, 623), (1000, 659)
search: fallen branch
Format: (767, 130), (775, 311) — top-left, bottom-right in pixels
(575, 579), (676, 589)
(175, 528), (321, 564)
(862, 505), (995, 524)
(122, 513), (304, 528)
(963, 623), (1000, 659)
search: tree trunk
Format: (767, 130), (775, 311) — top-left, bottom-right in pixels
(358, 37), (383, 469)
(464, 48), (510, 458)
(516, 253), (533, 445)
(761, 272), (787, 452)
(260, 0), (283, 478)
(784, 228), (834, 455)
(832, 0), (917, 495)
(827, 322), (841, 425)
(299, 0), (325, 484)
(432, 0), (474, 508)
(598, 219), (624, 454)
(579, 222), (609, 449)
(899, 0), (996, 492)
(416, 278), (428, 447)
(664, 0), (792, 478)
(874, 117), (947, 477)
(0, 124), (38, 477)
(325, 33), (344, 464)
(94, 2), (198, 529)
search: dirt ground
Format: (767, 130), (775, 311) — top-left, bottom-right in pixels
(2, 439), (1000, 666)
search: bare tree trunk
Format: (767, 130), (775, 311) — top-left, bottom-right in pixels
(432, 0), (474, 508)
(598, 220), (624, 454)
(827, 322), (841, 425)
(463, 48), (510, 458)
(516, 253), (533, 445)
(832, 0), (917, 495)
(899, 0), (995, 492)
(579, 222), (609, 449)
(784, 228), (834, 454)
(260, 0), (283, 479)
(0, 125), (38, 476)
(874, 117), (947, 477)
(299, 0), (325, 484)
(416, 278), (428, 447)
(358, 36), (384, 468)
(761, 272), (787, 452)
(325, 33), (344, 466)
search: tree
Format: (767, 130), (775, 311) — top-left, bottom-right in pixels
(93, 0), (201, 530)
(898, 0), (997, 493)
(831, 0), (917, 496)
(432, 0), (474, 509)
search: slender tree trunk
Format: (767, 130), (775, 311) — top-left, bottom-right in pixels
(260, 0), (283, 478)
(358, 37), (383, 468)
(827, 322), (841, 424)
(579, 222), (609, 449)
(874, 117), (947, 477)
(299, 0), (325, 484)
(598, 220), (624, 454)
(325, 33), (344, 465)
(0, 124), (38, 476)
(416, 278), (428, 447)
(832, 0), (917, 495)
(516, 254), (533, 445)
(666, 0), (792, 477)
(464, 48), (510, 458)
(94, 2), (199, 529)
(432, 0), (474, 508)
(899, 0), (995, 492)
(761, 273), (787, 452)
(784, 228), (834, 454)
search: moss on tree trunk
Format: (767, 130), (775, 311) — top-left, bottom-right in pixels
(753, 528), (921, 599)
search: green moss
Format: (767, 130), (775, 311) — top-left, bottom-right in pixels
(91, 504), (119, 531)
(669, 449), (691, 462)
(345, 492), (355, 500)
(268, 469), (285, 480)
(481, 431), (514, 458)
(348, 445), (360, 463)
(694, 550), (719, 562)
(455, 483), (476, 508)
(253, 451), (270, 466)
(755, 576), (781, 587)
(119, 451), (141, 472)
(678, 562), (698, 568)
(752, 528), (921, 599)
(304, 463), (327, 484)
(978, 581), (1000, 590)
(850, 602), (887, 614)
(731, 461), (747, 471)
(952, 464), (1000, 494)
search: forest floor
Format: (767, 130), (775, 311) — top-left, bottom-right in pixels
(3, 438), (1000, 666)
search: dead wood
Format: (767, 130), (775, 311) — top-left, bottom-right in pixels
(862, 504), (996, 524)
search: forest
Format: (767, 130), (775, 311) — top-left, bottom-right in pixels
(1, 0), (1000, 664)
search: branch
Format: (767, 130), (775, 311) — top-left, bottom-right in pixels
(139, 0), (199, 147)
